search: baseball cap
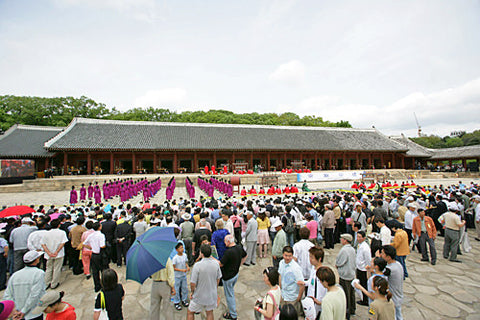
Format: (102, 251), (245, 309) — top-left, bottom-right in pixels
(340, 233), (353, 242)
(23, 250), (44, 264)
(32, 291), (62, 314)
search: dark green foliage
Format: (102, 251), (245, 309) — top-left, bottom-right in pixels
(410, 130), (480, 149)
(0, 95), (351, 131)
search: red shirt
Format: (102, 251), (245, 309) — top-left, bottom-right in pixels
(46, 303), (76, 320)
(259, 189), (265, 194)
(249, 188), (257, 194)
(283, 187), (290, 194)
(241, 189), (247, 196)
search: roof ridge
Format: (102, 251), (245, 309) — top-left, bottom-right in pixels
(72, 117), (375, 132)
(16, 124), (64, 131)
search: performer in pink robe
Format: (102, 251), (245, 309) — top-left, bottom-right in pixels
(94, 186), (102, 204)
(87, 182), (94, 199)
(80, 183), (87, 201)
(70, 186), (78, 205)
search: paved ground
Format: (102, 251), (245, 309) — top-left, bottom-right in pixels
(1, 177), (480, 319)
(2, 230), (477, 319)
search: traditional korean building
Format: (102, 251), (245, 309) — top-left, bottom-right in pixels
(0, 118), (478, 175)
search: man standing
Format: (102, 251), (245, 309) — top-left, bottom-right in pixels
(322, 204), (335, 249)
(355, 231), (371, 306)
(443, 202), (466, 263)
(69, 216), (86, 275)
(101, 213), (117, 264)
(278, 246), (305, 316)
(4, 250), (46, 320)
(192, 220), (212, 260)
(150, 257), (175, 320)
(0, 236), (8, 290)
(404, 203), (418, 250)
(351, 203), (367, 231)
(180, 212), (195, 266)
(115, 213), (132, 267)
(41, 219), (68, 289)
(281, 206), (296, 247)
(293, 227), (314, 281)
(244, 211), (258, 266)
(10, 217), (37, 272)
(380, 245), (404, 320)
(271, 221), (286, 269)
(220, 235), (247, 320)
(473, 195), (480, 241)
(83, 222), (107, 292)
(188, 244), (222, 320)
(412, 208), (437, 265)
(335, 234), (356, 319)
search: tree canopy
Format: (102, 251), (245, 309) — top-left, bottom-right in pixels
(0, 95), (351, 131)
(411, 131), (480, 149)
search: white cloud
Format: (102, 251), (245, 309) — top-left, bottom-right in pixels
(286, 77), (480, 136)
(269, 60), (306, 86)
(134, 88), (187, 109)
(51, 0), (158, 22)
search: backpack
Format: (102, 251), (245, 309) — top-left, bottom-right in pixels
(284, 215), (295, 234)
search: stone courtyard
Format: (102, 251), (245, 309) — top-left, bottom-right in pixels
(0, 177), (479, 319)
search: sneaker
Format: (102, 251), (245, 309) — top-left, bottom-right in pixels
(175, 303), (182, 311)
(182, 301), (189, 307)
(243, 263), (250, 266)
(86, 275), (91, 280)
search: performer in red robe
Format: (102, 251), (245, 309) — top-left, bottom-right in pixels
(205, 165), (210, 175)
(267, 185), (275, 195)
(283, 185), (290, 194)
(241, 187), (247, 196)
(249, 186), (257, 194)
(351, 182), (359, 190)
(258, 187), (265, 194)
(276, 186), (282, 194)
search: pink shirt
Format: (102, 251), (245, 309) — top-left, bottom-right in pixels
(306, 220), (318, 239)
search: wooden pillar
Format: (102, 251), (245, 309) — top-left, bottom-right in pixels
(250, 151), (253, 169)
(63, 152), (68, 175)
(343, 152), (347, 170)
(314, 152), (318, 170)
(401, 155), (405, 169)
(132, 152), (136, 174)
(267, 152), (271, 171)
(44, 158), (49, 171)
(380, 153), (384, 169)
(193, 151), (198, 173)
(86, 152), (92, 175)
(213, 151), (217, 168)
(284, 152), (287, 168)
(462, 158), (466, 169)
(231, 151), (235, 165)
(110, 152), (114, 174)
(356, 153), (360, 169)
(368, 153), (372, 169)
(153, 152), (158, 173)
(328, 152), (332, 170)
(411, 157), (415, 169)
(392, 152), (396, 168)
(173, 152), (178, 173)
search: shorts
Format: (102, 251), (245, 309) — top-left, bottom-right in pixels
(188, 299), (217, 313)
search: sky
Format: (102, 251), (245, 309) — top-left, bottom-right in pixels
(1, 0), (479, 137)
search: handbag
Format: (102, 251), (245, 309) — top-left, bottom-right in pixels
(99, 291), (109, 320)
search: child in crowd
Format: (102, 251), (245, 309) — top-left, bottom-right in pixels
(172, 242), (189, 310)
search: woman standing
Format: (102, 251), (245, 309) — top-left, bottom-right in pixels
(254, 267), (281, 320)
(368, 277), (395, 320)
(211, 219), (230, 260)
(317, 266), (346, 320)
(257, 210), (271, 258)
(94, 269), (124, 320)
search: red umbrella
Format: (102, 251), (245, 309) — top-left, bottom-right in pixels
(0, 205), (35, 218)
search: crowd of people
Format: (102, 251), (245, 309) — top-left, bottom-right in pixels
(0, 178), (479, 320)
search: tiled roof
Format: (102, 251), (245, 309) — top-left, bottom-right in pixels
(44, 118), (407, 152)
(389, 135), (433, 157)
(428, 145), (480, 160)
(0, 124), (64, 158)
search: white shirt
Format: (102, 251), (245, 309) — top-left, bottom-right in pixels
(224, 219), (234, 236)
(355, 241), (371, 271)
(293, 239), (314, 279)
(305, 266), (327, 315)
(404, 210), (417, 230)
(379, 225), (392, 245)
(41, 229), (68, 260)
(27, 230), (48, 251)
(83, 230), (106, 254)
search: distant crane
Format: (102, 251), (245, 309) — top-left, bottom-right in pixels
(414, 112), (423, 137)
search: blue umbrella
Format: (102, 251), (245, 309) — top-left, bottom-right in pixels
(126, 227), (178, 284)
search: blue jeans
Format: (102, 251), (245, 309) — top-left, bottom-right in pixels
(286, 232), (294, 247)
(0, 254), (6, 289)
(395, 255), (408, 279)
(174, 275), (188, 304)
(223, 274), (239, 318)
